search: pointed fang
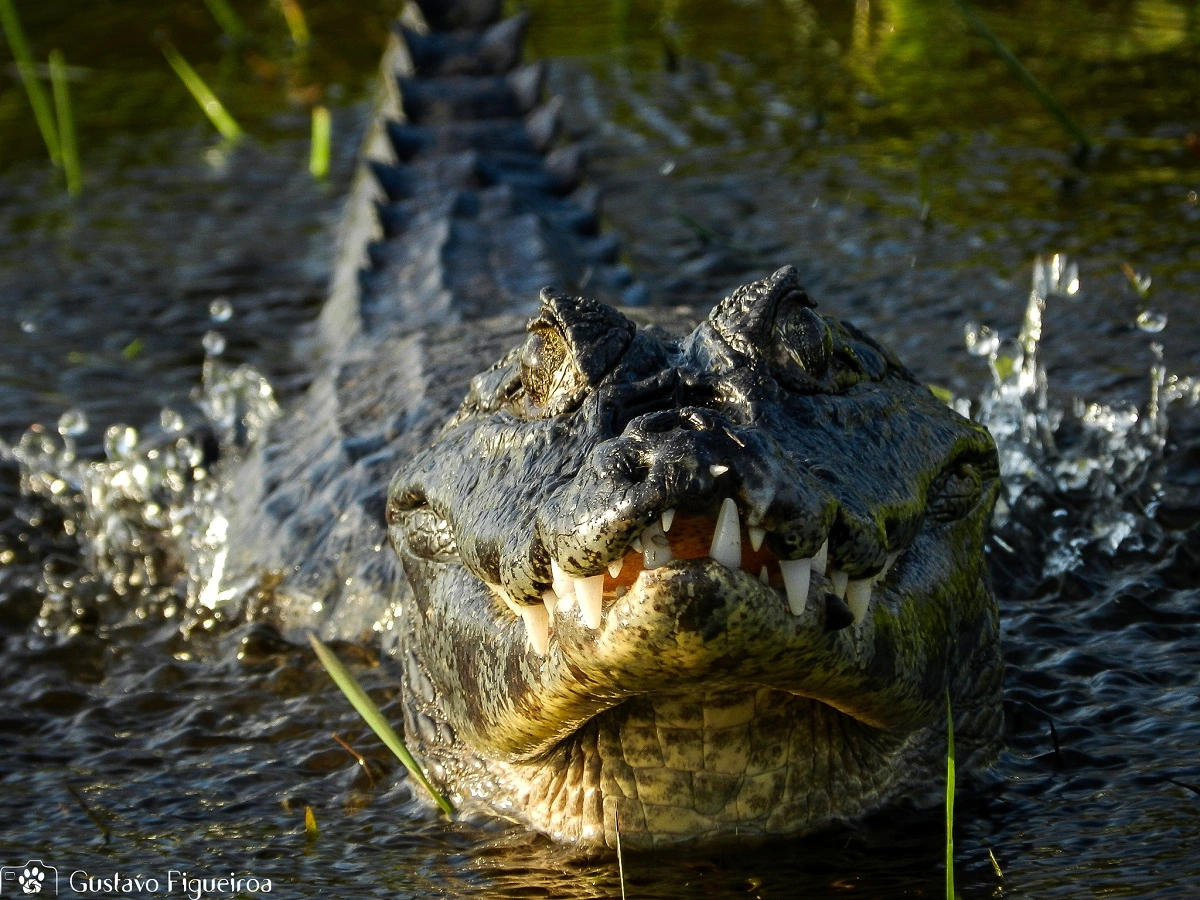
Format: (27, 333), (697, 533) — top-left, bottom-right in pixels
(661, 508), (676, 533)
(709, 497), (742, 569)
(608, 558), (624, 579)
(521, 603), (549, 655)
(830, 569), (849, 599)
(642, 520), (673, 570)
(845, 578), (872, 624)
(542, 590), (557, 623)
(759, 564), (770, 585)
(573, 573), (605, 629)
(550, 560), (575, 600)
(748, 526), (766, 552)
(812, 540), (829, 578)
(779, 558), (812, 615)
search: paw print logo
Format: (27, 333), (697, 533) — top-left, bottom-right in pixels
(0, 861), (56, 896)
(18, 866), (44, 894)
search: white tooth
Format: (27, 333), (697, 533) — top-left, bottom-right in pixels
(542, 590), (557, 623)
(641, 520), (673, 570)
(779, 558), (811, 615)
(572, 573), (605, 629)
(550, 560), (575, 600)
(709, 464), (729, 477)
(496, 586), (522, 617)
(520, 603), (549, 655)
(608, 558), (624, 579)
(759, 564), (770, 585)
(709, 497), (742, 569)
(748, 526), (766, 552)
(846, 578), (872, 624)
(661, 508), (676, 532)
(812, 540), (829, 578)
(880, 551), (901, 577)
(830, 569), (848, 599)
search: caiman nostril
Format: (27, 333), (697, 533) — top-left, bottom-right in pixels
(638, 410), (685, 434)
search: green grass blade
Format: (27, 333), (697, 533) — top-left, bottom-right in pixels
(952, 0), (1091, 160)
(945, 690), (956, 900)
(304, 805), (318, 838)
(616, 811), (628, 900)
(309, 105), (330, 179)
(0, 0), (61, 165)
(308, 632), (453, 816)
(161, 41), (243, 142)
(201, 0), (248, 42)
(48, 50), (81, 196)
(278, 0), (310, 48)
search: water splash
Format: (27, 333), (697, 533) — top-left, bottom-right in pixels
(1, 350), (280, 628)
(964, 254), (1192, 577)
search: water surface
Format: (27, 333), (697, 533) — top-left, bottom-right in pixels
(2, 1), (1199, 897)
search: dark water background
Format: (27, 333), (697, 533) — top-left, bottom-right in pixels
(2, 1), (1199, 897)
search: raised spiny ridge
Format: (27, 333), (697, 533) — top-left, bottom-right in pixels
(321, 0), (642, 356)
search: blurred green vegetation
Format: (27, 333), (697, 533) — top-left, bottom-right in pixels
(522, 0), (1199, 151)
(1, 0), (1196, 211)
(0, 0), (397, 169)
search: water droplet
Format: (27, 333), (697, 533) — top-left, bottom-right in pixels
(104, 425), (138, 460)
(20, 320), (37, 334)
(1136, 309), (1167, 333)
(660, 160), (676, 176)
(209, 297), (234, 322)
(57, 408), (88, 437)
(964, 323), (999, 357)
(160, 408), (185, 432)
(203, 330), (227, 356)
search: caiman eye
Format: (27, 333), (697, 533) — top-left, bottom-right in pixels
(520, 325), (577, 410)
(926, 461), (986, 522)
(774, 302), (832, 381)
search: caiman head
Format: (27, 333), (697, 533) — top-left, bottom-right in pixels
(386, 266), (1004, 849)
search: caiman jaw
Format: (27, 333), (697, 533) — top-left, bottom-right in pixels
(499, 500), (896, 657)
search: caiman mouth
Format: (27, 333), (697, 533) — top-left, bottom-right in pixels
(392, 488), (932, 766)
(507, 499), (899, 658)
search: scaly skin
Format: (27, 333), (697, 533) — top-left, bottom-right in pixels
(211, 0), (1004, 849)
(387, 267), (1004, 848)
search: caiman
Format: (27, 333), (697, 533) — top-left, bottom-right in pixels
(221, 0), (1005, 850)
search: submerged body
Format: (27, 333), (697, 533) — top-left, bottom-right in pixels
(222, 0), (1004, 848)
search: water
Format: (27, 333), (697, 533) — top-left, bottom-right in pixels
(2, 1), (1200, 896)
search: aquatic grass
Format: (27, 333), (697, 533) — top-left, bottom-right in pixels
(161, 41), (243, 142)
(951, 0), (1091, 163)
(64, 780), (111, 846)
(615, 812), (627, 900)
(201, 0), (248, 43)
(277, 0), (310, 48)
(121, 338), (144, 361)
(332, 731), (375, 787)
(0, 0), (61, 166)
(309, 105), (330, 179)
(945, 690), (957, 900)
(304, 805), (318, 838)
(308, 632), (454, 816)
(48, 50), (81, 196)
